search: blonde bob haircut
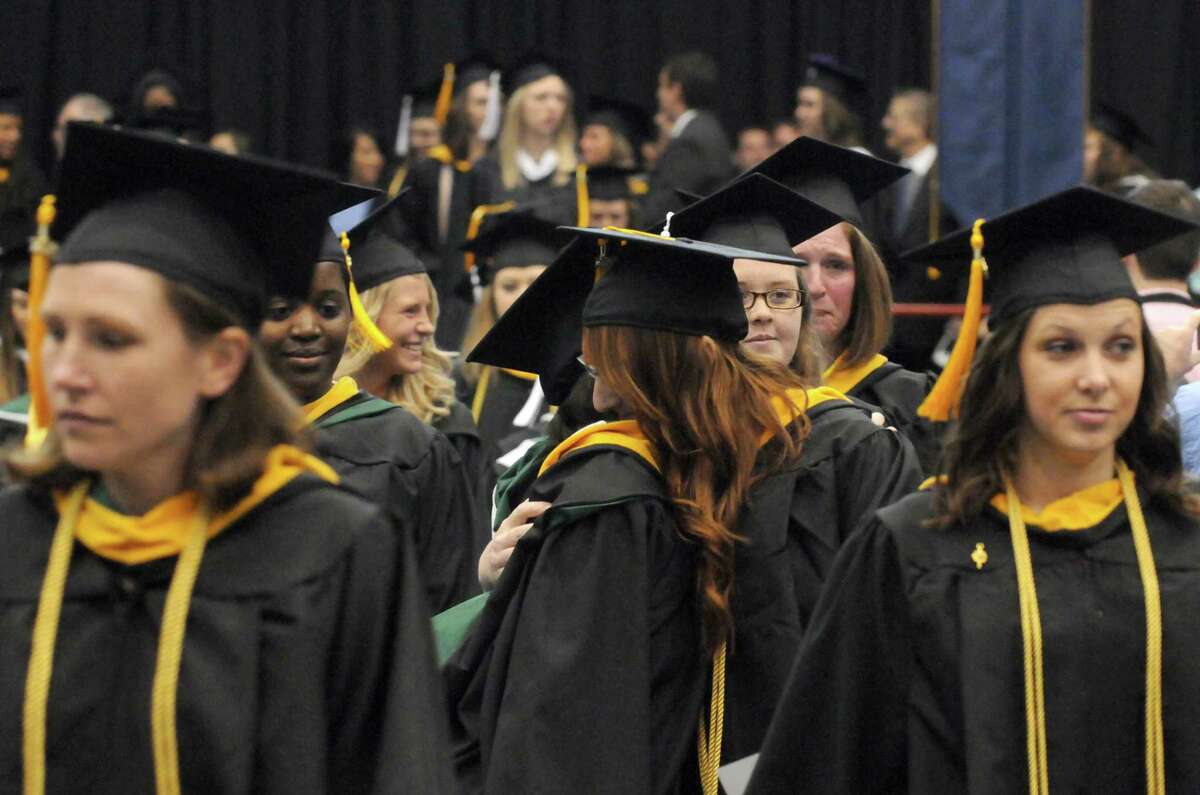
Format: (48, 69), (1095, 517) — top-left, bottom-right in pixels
(497, 75), (578, 191)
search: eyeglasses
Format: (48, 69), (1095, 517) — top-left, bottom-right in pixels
(741, 288), (805, 310)
(576, 356), (600, 379)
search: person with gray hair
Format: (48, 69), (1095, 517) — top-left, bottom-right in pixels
(52, 92), (114, 159)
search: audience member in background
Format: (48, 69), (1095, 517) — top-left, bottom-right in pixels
(794, 54), (869, 153)
(473, 54), (580, 225)
(331, 125), (388, 189)
(735, 125), (773, 171)
(579, 95), (652, 170)
(52, 93), (114, 160)
(1123, 180), (1200, 381)
(0, 88), (47, 247)
(771, 117), (799, 151)
(208, 128), (253, 156)
(128, 67), (184, 114)
(584, 166), (639, 229)
(878, 87), (960, 371)
(641, 51), (734, 225)
(450, 55), (502, 166)
(1085, 102), (1161, 195)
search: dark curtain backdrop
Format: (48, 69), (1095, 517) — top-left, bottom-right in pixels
(2, 0), (1196, 183)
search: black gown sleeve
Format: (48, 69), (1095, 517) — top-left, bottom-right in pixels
(459, 500), (705, 794)
(747, 518), (913, 793)
(835, 423), (925, 537)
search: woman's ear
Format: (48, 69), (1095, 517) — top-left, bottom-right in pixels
(197, 327), (251, 399)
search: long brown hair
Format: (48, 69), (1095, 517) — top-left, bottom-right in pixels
(833, 224), (893, 368)
(934, 305), (1198, 526)
(819, 91), (864, 149)
(8, 280), (304, 511)
(583, 325), (809, 654)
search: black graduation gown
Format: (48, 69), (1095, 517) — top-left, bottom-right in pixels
(433, 400), (491, 554)
(721, 396), (924, 762)
(843, 362), (944, 473)
(312, 390), (481, 613)
(463, 369), (548, 460)
(444, 445), (707, 795)
(471, 156), (580, 226)
(0, 476), (453, 795)
(748, 488), (1200, 793)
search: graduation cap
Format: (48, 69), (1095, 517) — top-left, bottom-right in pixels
(315, 189), (427, 352)
(468, 226), (805, 402)
(744, 136), (909, 228)
(504, 51), (568, 96)
(584, 95), (655, 150)
(53, 121), (376, 328)
(802, 54), (867, 108)
(666, 172), (844, 257)
(394, 77), (445, 157)
(1091, 101), (1153, 153)
(0, 85), (23, 117)
(454, 52), (499, 93)
(585, 166), (640, 202)
(460, 211), (568, 285)
(903, 185), (1199, 420)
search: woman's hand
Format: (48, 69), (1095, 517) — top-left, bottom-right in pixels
(478, 500), (552, 591)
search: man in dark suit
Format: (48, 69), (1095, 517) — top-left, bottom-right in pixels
(640, 52), (734, 227)
(878, 88), (960, 371)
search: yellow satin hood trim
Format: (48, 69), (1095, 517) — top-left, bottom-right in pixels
(302, 377), (360, 425)
(427, 144), (471, 172)
(538, 419), (661, 477)
(822, 352), (889, 395)
(990, 477), (1123, 532)
(55, 444), (339, 566)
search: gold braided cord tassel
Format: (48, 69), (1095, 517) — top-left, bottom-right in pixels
(22, 481), (88, 795)
(150, 508), (211, 795)
(696, 642), (727, 795)
(575, 164), (590, 227)
(1117, 461), (1166, 795)
(1007, 462), (1166, 795)
(25, 195), (58, 449)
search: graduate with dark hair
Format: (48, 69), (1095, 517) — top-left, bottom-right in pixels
(259, 190), (482, 613)
(748, 187), (1200, 793)
(0, 122), (452, 793)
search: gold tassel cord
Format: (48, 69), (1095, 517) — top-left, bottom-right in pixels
(25, 195), (58, 449)
(696, 642), (727, 795)
(1006, 461), (1165, 795)
(1118, 461), (1166, 795)
(340, 232), (394, 353)
(470, 366), (492, 424)
(22, 481), (87, 795)
(575, 164), (590, 227)
(917, 218), (988, 422)
(434, 63), (456, 128)
(463, 201), (516, 273)
(150, 507), (211, 795)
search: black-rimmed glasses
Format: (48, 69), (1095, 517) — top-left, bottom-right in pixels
(741, 288), (805, 310)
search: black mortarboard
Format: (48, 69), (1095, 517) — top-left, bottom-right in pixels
(585, 95), (654, 149)
(460, 211), (568, 284)
(585, 166), (639, 202)
(667, 173), (844, 257)
(1091, 101), (1153, 153)
(903, 185), (1199, 421)
(0, 86), (23, 117)
(802, 54), (867, 107)
(504, 51), (567, 96)
(468, 228), (804, 402)
(744, 136), (909, 228)
(53, 122), (375, 328)
(331, 189), (427, 291)
(455, 53), (499, 93)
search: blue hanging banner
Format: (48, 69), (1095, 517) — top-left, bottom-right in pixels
(938, 0), (1087, 223)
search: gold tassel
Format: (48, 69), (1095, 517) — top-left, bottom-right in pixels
(463, 201), (516, 273)
(917, 218), (988, 422)
(434, 63), (456, 127)
(340, 232), (394, 353)
(25, 195), (58, 449)
(575, 164), (590, 227)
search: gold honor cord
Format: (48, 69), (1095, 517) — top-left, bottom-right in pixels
(1006, 460), (1164, 795)
(575, 164), (590, 227)
(696, 642), (727, 795)
(23, 480), (211, 795)
(470, 366), (492, 424)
